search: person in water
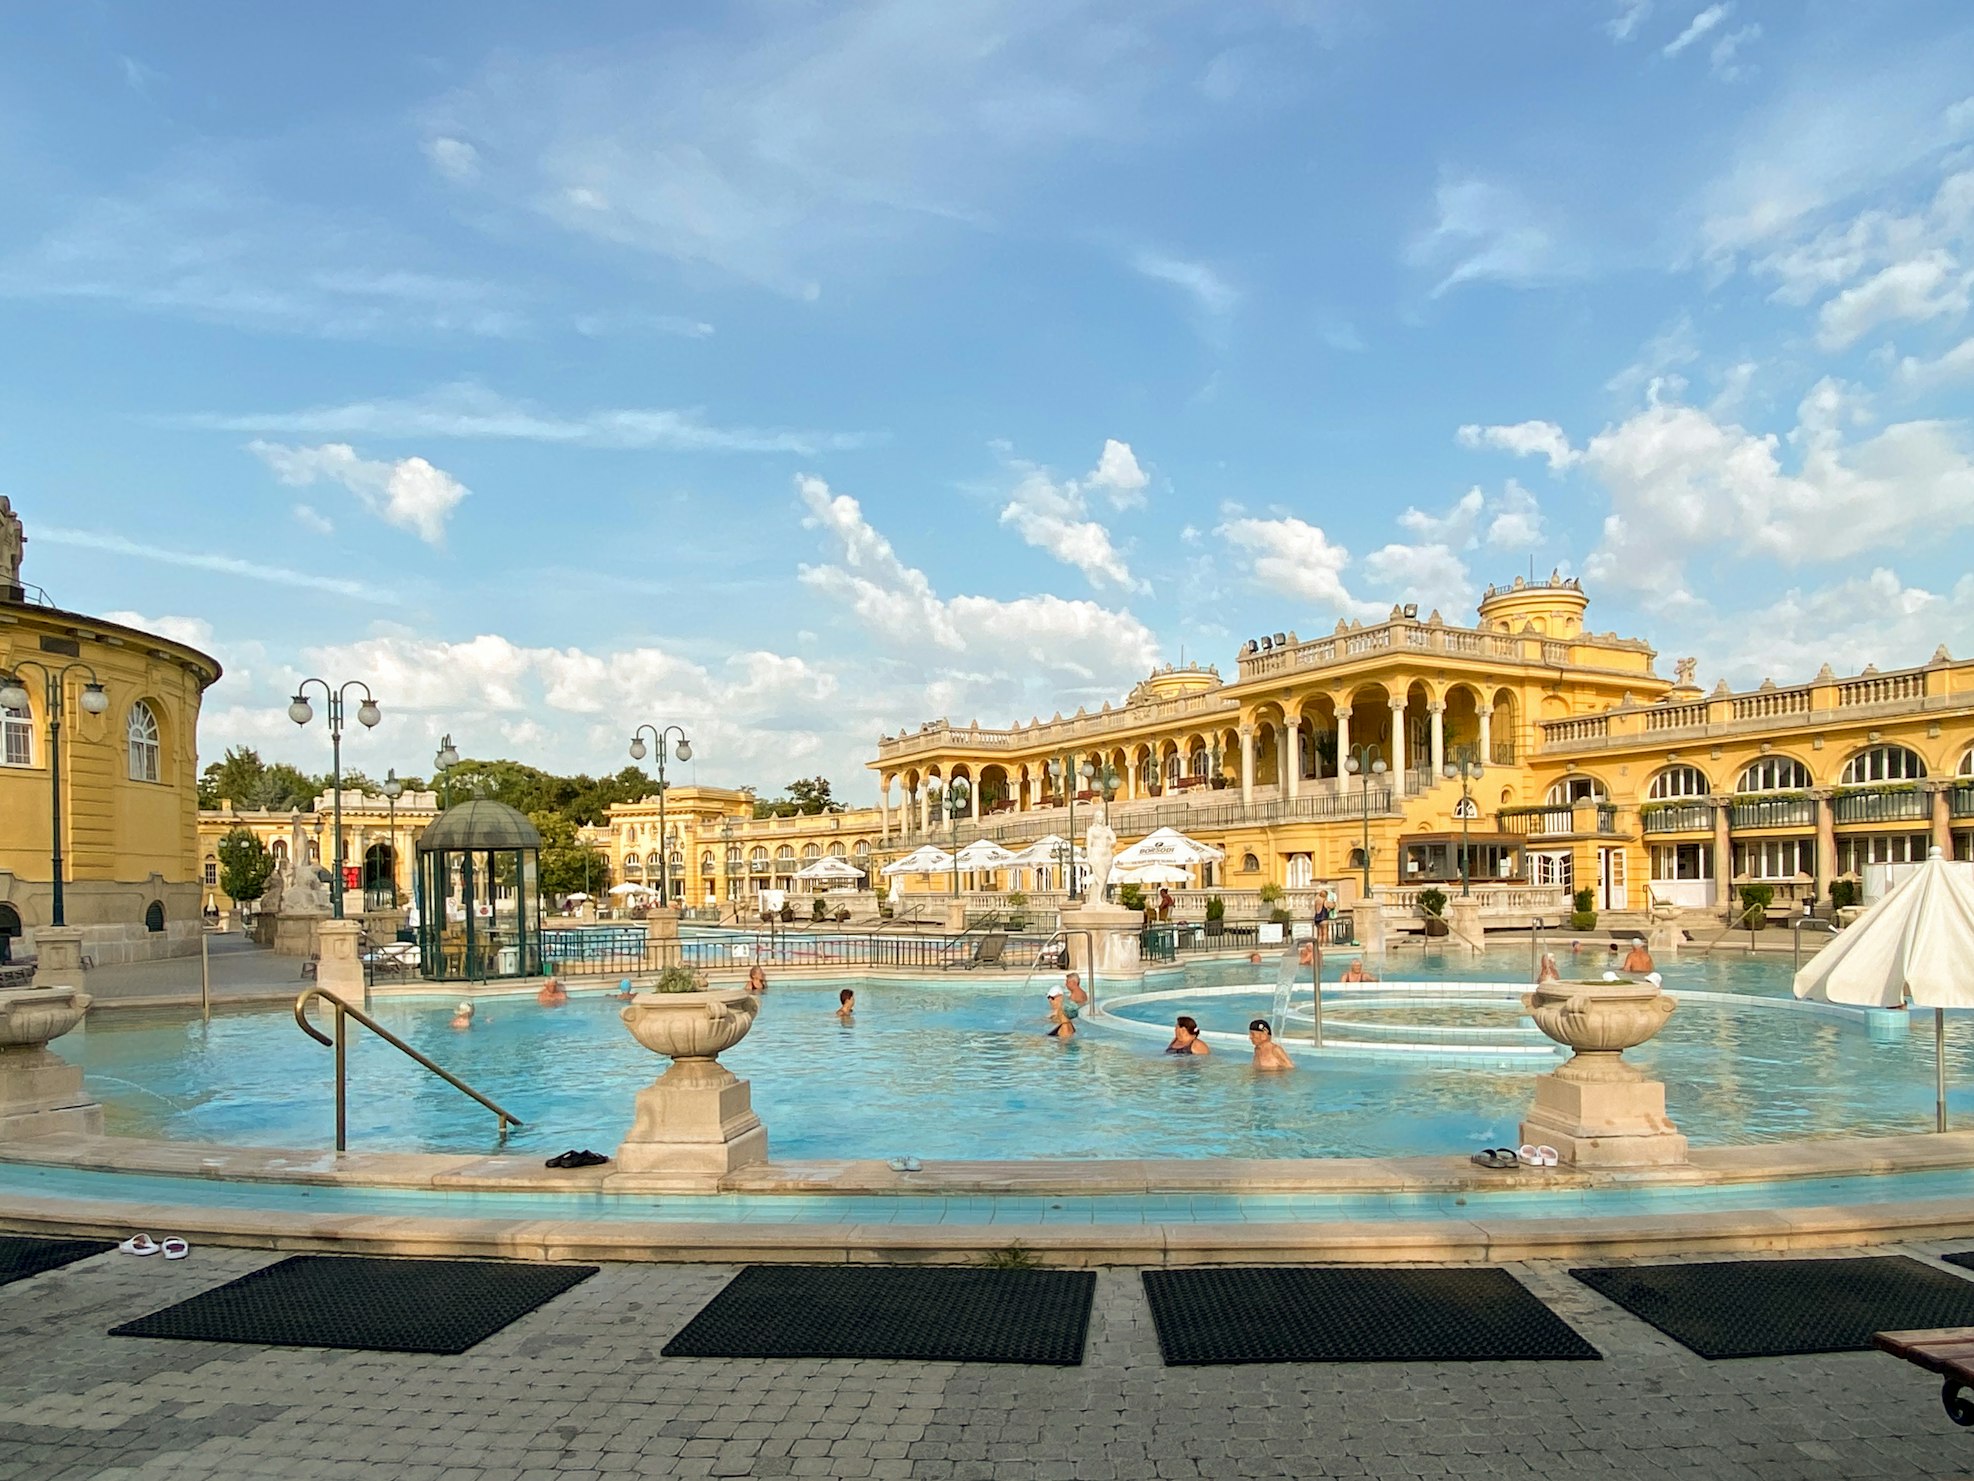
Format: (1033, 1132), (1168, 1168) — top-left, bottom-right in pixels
(616, 977), (637, 1000)
(836, 988), (856, 1020)
(746, 965), (768, 993)
(1536, 952), (1561, 985)
(1338, 958), (1375, 983)
(1166, 1016), (1210, 1055)
(1045, 984), (1076, 1038)
(1622, 937), (1655, 974)
(1062, 971), (1089, 1007)
(450, 1001), (475, 1030)
(537, 978), (568, 1006)
(1248, 1018), (1294, 1071)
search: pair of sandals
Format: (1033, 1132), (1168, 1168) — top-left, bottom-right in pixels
(1470, 1144), (1561, 1169)
(885, 1157), (923, 1173)
(119, 1234), (189, 1259)
(544, 1149), (609, 1168)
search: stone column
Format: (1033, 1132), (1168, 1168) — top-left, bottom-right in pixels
(314, 918), (365, 995)
(1478, 705), (1493, 767)
(1815, 790), (1838, 910)
(1286, 720), (1302, 800)
(1712, 798), (1733, 915)
(1126, 760), (1138, 801)
(970, 780), (981, 820)
(1335, 707), (1351, 781)
(1429, 703), (1445, 781)
(1932, 784), (1954, 855)
(1239, 725), (1255, 805)
(879, 779), (892, 843)
(1389, 700), (1409, 799)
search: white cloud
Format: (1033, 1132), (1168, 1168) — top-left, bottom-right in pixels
(97, 610), (215, 651)
(172, 382), (864, 454)
(1606, 312), (1700, 397)
(1407, 177), (1563, 297)
(1358, 481), (1548, 615)
(1361, 541), (1472, 615)
(995, 441), (1153, 592)
(1663, 5), (1729, 59)
(291, 504), (334, 535)
(35, 526), (397, 603)
(1086, 438), (1150, 508)
(1709, 24), (1761, 81)
(1816, 251), (1971, 350)
(1456, 420), (1581, 471)
(1897, 334), (1974, 390)
(1607, 1), (1652, 42)
(422, 136), (480, 183)
(1692, 568), (1974, 684)
(249, 442), (468, 546)
(1132, 250), (1238, 320)
(1216, 515), (1382, 620)
(1581, 379), (1974, 594)
(1484, 480), (1545, 549)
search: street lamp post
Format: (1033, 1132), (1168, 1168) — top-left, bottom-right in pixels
(1442, 747), (1484, 898)
(287, 679), (382, 921)
(628, 724), (692, 906)
(1045, 755), (1094, 900)
(926, 778), (971, 895)
(381, 768), (404, 909)
(0, 663), (111, 928)
(433, 734), (459, 808)
(1343, 744), (1388, 900)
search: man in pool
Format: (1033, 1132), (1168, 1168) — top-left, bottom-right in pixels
(1166, 1016), (1209, 1055)
(1339, 958), (1375, 983)
(837, 988), (856, 1020)
(1062, 971), (1088, 1007)
(1622, 937), (1655, 974)
(1536, 952), (1561, 984)
(1248, 1018), (1293, 1070)
(450, 1001), (475, 1030)
(746, 965), (768, 993)
(537, 978), (568, 1006)
(1046, 983), (1077, 1038)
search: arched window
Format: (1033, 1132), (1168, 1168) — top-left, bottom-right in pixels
(700, 849), (715, 875)
(1647, 765), (1710, 800)
(143, 900), (165, 933)
(1841, 745), (1926, 784)
(270, 838), (288, 867)
(1545, 776), (1606, 804)
(126, 701), (161, 782)
(1240, 851), (1261, 873)
(725, 846), (742, 869)
(1191, 749), (1210, 779)
(1285, 853), (1314, 888)
(1453, 795), (1479, 819)
(1737, 756), (1812, 793)
(203, 855), (218, 887)
(668, 850), (684, 875)
(748, 847), (768, 871)
(853, 839), (871, 857)
(626, 852), (644, 871)
(774, 845), (796, 865)
(801, 843), (821, 860)
(1961, 748), (1974, 777)
(1164, 752), (1182, 786)
(827, 841), (846, 857)
(1, 695), (30, 768)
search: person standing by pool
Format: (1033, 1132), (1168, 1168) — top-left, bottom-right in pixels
(746, 965), (768, 993)
(1045, 984), (1076, 1038)
(836, 989), (856, 1020)
(1248, 1019), (1293, 1070)
(1622, 938), (1655, 974)
(1166, 1016), (1209, 1055)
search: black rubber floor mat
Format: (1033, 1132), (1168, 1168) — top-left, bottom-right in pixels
(110, 1255), (597, 1354)
(662, 1265), (1096, 1364)
(1572, 1255), (1974, 1358)
(1936, 1251), (1974, 1277)
(0, 1236), (115, 1286)
(1140, 1266), (1599, 1364)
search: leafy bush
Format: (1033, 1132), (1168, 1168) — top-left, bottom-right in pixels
(1269, 906), (1294, 925)
(811, 897), (827, 921)
(652, 965), (706, 994)
(1204, 895), (1225, 921)
(977, 1240), (1041, 1269)
(1567, 909), (1598, 931)
(1572, 887), (1596, 916)
(1738, 883), (1774, 929)
(1417, 887), (1448, 920)
(1118, 882), (1146, 912)
(1830, 878), (1860, 910)
(216, 827), (275, 905)
(1258, 883), (1285, 905)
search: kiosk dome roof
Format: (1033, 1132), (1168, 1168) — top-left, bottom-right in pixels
(414, 798), (542, 853)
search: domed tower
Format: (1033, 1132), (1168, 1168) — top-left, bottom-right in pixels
(1475, 574), (1589, 638)
(1125, 662), (1221, 706)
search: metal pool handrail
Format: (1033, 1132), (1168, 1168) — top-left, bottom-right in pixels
(1792, 915), (1841, 973)
(294, 987), (524, 1152)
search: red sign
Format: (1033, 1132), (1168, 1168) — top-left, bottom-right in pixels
(343, 866), (361, 890)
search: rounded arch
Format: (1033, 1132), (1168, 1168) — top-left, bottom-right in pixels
(748, 845), (769, 870)
(1545, 774), (1608, 804)
(0, 902), (20, 941)
(699, 848), (716, 874)
(1737, 755), (1813, 792)
(774, 844), (796, 865)
(800, 842), (822, 860)
(1841, 744), (1926, 784)
(143, 900), (165, 933)
(1240, 851), (1261, 873)
(1489, 687), (1519, 765)
(361, 841), (396, 892)
(1442, 683), (1485, 760)
(827, 840), (846, 857)
(1646, 764), (1710, 800)
(126, 699), (163, 783)
(1961, 747), (1974, 777)
(853, 838), (871, 857)
(623, 851), (642, 872)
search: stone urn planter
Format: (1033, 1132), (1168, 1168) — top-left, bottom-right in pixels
(1518, 978), (1686, 1168)
(0, 986), (103, 1140)
(615, 987), (767, 1182)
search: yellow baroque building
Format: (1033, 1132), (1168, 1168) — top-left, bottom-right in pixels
(1, 522), (222, 964)
(196, 787), (442, 917)
(868, 578), (1974, 925)
(604, 786), (886, 907)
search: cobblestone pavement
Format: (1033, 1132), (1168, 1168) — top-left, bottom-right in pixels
(4, 1244), (1973, 1480)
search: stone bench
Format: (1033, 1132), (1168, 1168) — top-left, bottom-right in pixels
(1876, 1328), (1974, 1426)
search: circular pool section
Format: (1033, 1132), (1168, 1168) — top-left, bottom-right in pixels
(48, 950), (1972, 1161)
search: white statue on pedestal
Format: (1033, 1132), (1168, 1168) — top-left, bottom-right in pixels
(1085, 818), (1116, 901)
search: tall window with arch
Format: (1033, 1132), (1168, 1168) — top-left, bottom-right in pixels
(1544, 776), (1607, 804)
(126, 700), (161, 782)
(1, 693), (29, 768)
(1737, 756), (1813, 793)
(1647, 765), (1710, 799)
(1841, 745), (1926, 784)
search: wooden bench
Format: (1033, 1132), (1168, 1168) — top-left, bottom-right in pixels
(1875, 1328), (1974, 1426)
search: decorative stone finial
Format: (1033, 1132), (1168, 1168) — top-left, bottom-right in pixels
(1931, 645), (1953, 664)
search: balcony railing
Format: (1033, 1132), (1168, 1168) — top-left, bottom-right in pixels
(917, 787), (1402, 845)
(1640, 802), (1714, 834)
(1496, 802), (1619, 837)
(1954, 782), (1974, 820)
(1832, 787), (1929, 825)
(1729, 796), (1817, 830)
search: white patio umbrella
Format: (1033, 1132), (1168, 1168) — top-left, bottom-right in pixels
(1795, 847), (1974, 1131)
(792, 856), (866, 886)
(1112, 861), (1193, 885)
(952, 839), (1017, 871)
(1004, 834), (1083, 892)
(1114, 825), (1226, 867)
(563, 892), (592, 902)
(606, 882), (656, 897)
(881, 845), (952, 876)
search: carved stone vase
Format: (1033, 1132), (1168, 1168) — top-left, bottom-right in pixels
(1518, 978), (1687, 1168)
(615, 988), (767, 1183)
(0, 986), (104, 1140)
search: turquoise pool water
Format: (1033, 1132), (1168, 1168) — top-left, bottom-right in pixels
(47, 947), (1974, 1161)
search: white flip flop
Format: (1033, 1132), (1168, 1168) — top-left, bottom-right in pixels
(1536, 1145), (1561, 1167)
(1517, 1143), (1541, 1166)
(161, 1238), (190, 1261)
(118, 1234), (159, 1256)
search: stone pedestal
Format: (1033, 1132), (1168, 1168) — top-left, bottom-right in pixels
(1060, 902), (1143, 986)
(30, 926), (86, 990)
(1519, 979), (1687, 1168)
(314, 918), (365, 995)
(272, 911), (328, 958)
(943, 899), (969, 933)
(644, 907), (681, 971)
(0, 987), (103, 1140)
(1353, 897), (1386, 957)
(1447, 896), (1485, 955)
(616, 989), (767, 1187)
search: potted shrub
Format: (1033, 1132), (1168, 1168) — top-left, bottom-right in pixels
(1269, 906), (1295, 926)
(618, 964), (761, 1065)
(1568, 886), (1598, 932)
(1005, 889), (1028, 931)
(1830, 878), (1859, 911)
(1417, 886), (1450, 937)
(1258, 882), (1285, 909)
(1118, 882), (1146, 914)
(1204, 895), (1226, 936)
(811, 896), (827, 922)
(779, 903), (795, 923)
(833, 906), (851, 923)
(1738, 883), (1774, 930)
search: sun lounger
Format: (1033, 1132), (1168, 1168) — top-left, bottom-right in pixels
(1876, 1327), (1974, 1425)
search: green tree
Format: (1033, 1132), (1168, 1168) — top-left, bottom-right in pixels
(784, 776), (841, 815)
(198, 746), (318, 811)
(216, 827), (276, 904)
(529, 810), (610, 899)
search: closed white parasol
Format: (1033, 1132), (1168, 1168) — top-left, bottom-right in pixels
(1794, 847), (1974, 1130)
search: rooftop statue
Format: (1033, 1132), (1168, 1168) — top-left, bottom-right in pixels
(0, 495), (22, 588)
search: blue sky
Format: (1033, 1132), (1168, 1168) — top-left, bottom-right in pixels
(5, 1), (1974, 801)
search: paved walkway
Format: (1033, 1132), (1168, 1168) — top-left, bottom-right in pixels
(4, 1244), (1971, 1480)
(72, 937), (305, 1010)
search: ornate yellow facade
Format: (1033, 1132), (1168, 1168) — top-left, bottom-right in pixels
(1, 593), (221, 964)
(196, 787), (442, 915)
(605, 786), (885, 907)
(869, 578), (1974, 921)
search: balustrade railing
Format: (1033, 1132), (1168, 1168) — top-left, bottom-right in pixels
(1496, 802), (1619, 837)
(1831, 787), (1929, 825)
(1640, 801), (1714, 833)
(1728, 796), (1818, 830)
(1729, 687), (1812, 721)
(1953, 782), (1974, 820)
(1838, 673), (1926, 707)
